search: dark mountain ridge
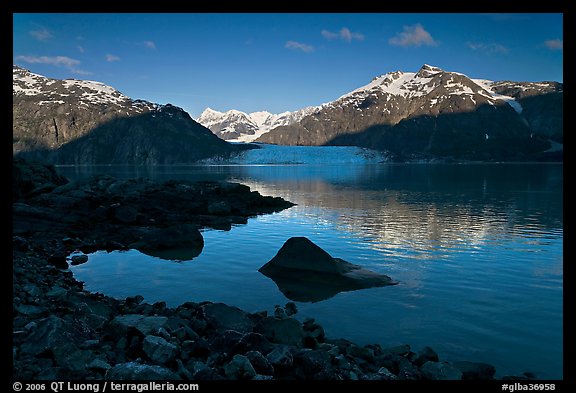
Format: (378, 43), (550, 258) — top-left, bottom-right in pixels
(13, 65), (250, 164)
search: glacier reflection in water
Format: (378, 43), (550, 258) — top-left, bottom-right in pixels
(60, 146), (563, 379)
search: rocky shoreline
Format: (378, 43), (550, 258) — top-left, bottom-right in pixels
(12, 159), (534, 380)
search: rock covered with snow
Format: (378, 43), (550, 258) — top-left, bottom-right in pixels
(197, 106), (319, 142)
(255, 64), (562, 161)
(13, 65), (249, 164)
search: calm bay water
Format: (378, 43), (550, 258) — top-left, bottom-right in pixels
(58, 146), (563, 379)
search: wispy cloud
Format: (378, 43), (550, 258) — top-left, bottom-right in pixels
(285, 40), (314, 53)
(29, 28), (53, 41)
(467, 42), (509, 54)
(141, 40), (157, 50)
(15, 55), (91, 75)
(389, 24), (438, 47)
(105, 54), (121, 62)
(321, 27), (364, 43)
(544, 39), (563, 51)
(77, 45), (85, 53)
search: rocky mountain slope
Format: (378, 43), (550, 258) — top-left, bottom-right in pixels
(256, 64), (562, 161)
(197, 106), (319, 142)
(13, 66), (250, 164)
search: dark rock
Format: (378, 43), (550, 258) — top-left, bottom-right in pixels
(453, 361), (496, 380)
(13, 236), (30, 251)
(20, 316), (77, 356)
(209, 329), (244, 352)
(396, 357), (422, 380)
(108, 314), (169, 336)
(113, 205), (139, 224)
(181, 338), (211, 359)
(208, 201), (232, 215)
(46, 286), (68, 299)
(245, 351), (274, 376)
(381, 344), (411, 357)
(171, 326), (199, 342)
(23, 284), (42, 297)
(70, 254), (89, 266)
(233, 332), (274, 355)
(274, 305), (287, 319)
(52, 343), (93, 371)
(266, 345), (293, 369)
(132, 224), (204, 261)
(501, 373), (537, 381)
(36, 367), (81, 380)
(414, 346), (439, 366)
(87, 359), (112, 372)
(224, 354), (257, 380)
(253, 374), (274, 380)
(302, 318), (326, 342)
(176, 359), (194, 380)
(349, 345), (375, 363)
(523, 371), (537, 379)
(284, 302), (298, 316)
(294, 349), (332, 376)
(16, 304), (47, 317)
(376, 367), (398, 380)
(125, 295), (145, 306)
(48, 254), (69, 269)
(420, 361), (463, 380)
(192, 367), (224, 380)
(202, 303), (254, 334)
(79, 339), (100, 349)
(74, 302), (108, 331)
(67, 292), (117, 320)
(105, 362), (180, 380)
(303, 335), (318, 349)
(13, 158), (68, 199)
(186, 360), (210, 375)
(254, 316), (304, 346)
(259, 237), (397, 302)
(143, 335), (179, 364)
(152, 301), (167, 314)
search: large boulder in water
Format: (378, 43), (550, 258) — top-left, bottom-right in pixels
(258, 237), (397, 302)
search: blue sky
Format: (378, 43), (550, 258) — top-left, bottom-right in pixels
(13, 13), (563, 118)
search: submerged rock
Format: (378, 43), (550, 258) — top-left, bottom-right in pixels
(453, 361), (496, 380)
(131, 224), (204, 261)
(258, 237), (397, 302)
(420, 361), (463, 380)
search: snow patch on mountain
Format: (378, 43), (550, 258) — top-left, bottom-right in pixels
(197, 105), (320, 142)
(12, 65), (162, 114)
(334, 64), (525, 114)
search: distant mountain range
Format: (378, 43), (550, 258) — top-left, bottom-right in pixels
(13, 64), (562, 165)
(13, 65), (249, 164)
(197, 106), (318, 142)
(198, 64), (562, 161)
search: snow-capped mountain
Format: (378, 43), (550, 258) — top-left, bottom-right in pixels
(256, 64), (562, 161)
(13, 65), (246, 164)
(197, 106), (319, 142)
